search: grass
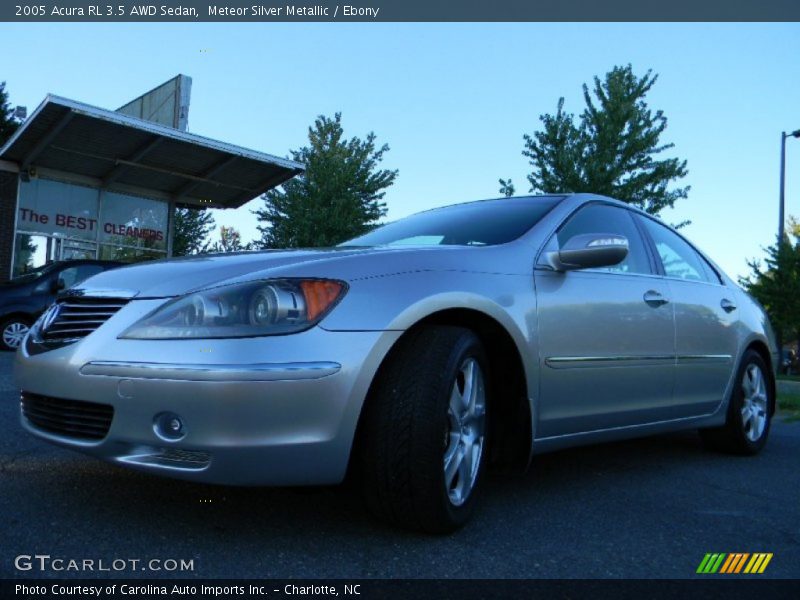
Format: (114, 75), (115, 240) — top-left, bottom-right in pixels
(777, 374), (800, 382)
(777, 392), (800, 422)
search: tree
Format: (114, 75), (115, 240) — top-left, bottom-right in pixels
(0, 81), (20, 146)
(172, 207), (215, 256)
(208, 225), (251, 253)
(12, 234), (37, 275)
(255, 113), (397, 248)
(498, 178), (515, 197)
(740, 220), (800, 349)
(515, 65), (689, 217)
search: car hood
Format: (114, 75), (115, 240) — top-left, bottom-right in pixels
(70, 245), (526, 299)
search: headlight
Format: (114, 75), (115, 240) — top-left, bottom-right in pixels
(120, 279), (346, 340)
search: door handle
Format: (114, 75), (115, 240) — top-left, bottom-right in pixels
(643, 290), (669, 307)
(721, 298), (737, 313)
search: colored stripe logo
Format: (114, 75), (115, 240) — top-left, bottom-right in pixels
(697, 553), (772, 574)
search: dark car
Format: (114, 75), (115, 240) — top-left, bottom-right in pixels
(1, 260), (121, 351)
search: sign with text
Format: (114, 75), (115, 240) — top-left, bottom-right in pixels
(18, 178), (167, 250)
(3, 1), (799, 22)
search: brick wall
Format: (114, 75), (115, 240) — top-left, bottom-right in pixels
(0, 171), (19, 283)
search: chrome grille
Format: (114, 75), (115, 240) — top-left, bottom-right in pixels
(40, 297), (129, 343)
(21, 392), (114, 441)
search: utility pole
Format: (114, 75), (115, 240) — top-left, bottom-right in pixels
(779, 129), (800, 242)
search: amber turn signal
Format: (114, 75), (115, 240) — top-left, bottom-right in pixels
(300, 280), (345, 321)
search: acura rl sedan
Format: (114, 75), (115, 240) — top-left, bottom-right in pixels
(15, 194), (777, 532)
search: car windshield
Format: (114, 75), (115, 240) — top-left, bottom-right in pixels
(342, 196), (564, 247)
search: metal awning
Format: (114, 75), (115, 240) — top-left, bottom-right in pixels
(0, 95), (304, 208)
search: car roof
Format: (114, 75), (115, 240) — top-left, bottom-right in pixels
(408, 194), (567, 215)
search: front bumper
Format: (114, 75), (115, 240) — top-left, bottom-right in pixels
(15, 298), (401, 485)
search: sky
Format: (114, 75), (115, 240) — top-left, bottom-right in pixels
(0, 22), (798, 279)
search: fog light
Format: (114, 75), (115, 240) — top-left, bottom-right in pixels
(154, 412), (186, 441)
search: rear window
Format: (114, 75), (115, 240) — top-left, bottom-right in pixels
(343, 196), (564, 247)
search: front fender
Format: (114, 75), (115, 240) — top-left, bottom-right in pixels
(321, 270), (533, 338)
(320, 269), (540, 446)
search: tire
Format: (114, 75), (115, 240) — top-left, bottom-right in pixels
(1, 316), (31, 352)
(360, 326), (490, 533)
(700, 350), (773, 455)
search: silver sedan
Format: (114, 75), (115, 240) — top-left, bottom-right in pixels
(15, 194), (777, 532)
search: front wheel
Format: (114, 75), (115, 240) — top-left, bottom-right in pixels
(700, 350), (773, 455)
(360, 326), (490, 533)
(1, 316), (31, 351)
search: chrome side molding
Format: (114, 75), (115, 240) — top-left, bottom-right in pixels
(80, 360), (342, 382)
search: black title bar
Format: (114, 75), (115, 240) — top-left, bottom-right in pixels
(4, 579), (800, 599)
(3, 0), (800, 22)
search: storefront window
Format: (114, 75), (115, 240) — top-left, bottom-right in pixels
(99, 245), (166, 263)
(12, 234), (101, 278)
(12, 234), (48, 276)
(59, 239), (97, 261)
(17, 178), (99, 241)
(13, 177), (170, 276)
(99, 191), (168, 252)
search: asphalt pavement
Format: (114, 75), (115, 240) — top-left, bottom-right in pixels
(1, 350), (798, 579)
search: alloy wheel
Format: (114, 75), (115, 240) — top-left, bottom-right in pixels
(444, 357), (486, 507)
(741, 363), (768, 442)
(2, 322), (29, 349)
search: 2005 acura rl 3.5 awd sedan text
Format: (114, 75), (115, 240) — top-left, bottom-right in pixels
(15, 194), (777, 532)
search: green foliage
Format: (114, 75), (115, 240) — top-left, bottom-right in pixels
(498, 178), (515, 197)
(520, 65), (689, 216)
(0, 81), (20, 146)
(172, 207), (215, 256)
(208, 225), (252, 253)
(255, 113), (397, 248)
(778, 391), (800, 421)
(740, 220), (800, 345)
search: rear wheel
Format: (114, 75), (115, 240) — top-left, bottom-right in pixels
(360, 326), (490, 533)
(1, 316), (31, 351)
(700, 350), (773, 455)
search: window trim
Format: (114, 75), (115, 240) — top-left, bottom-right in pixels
(634, 213), (725, 286)
(630, 212), (662, 276)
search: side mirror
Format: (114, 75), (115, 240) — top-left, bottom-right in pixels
(547, 233), (629, 271)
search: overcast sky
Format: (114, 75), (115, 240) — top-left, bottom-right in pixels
(1, 23), (798, 279)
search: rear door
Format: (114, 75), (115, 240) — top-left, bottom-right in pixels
(534, 203), (676, 438)
(637, 216), (739, 416)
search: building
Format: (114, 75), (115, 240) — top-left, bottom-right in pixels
(0, 75), (303, 282)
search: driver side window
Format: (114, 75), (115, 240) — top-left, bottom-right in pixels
(552, 204), (652, 275)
